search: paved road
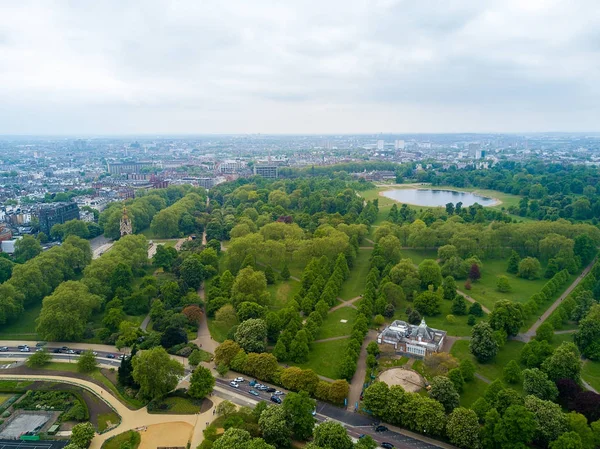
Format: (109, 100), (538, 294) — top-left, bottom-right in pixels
(347, 330), (377, 412)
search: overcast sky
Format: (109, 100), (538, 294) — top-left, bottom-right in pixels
(1, 0), (599, 135)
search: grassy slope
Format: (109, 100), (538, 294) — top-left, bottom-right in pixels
(0, 303), (42, 340)
(267, 279), (302, 310)
(294, 338), (349, 380)
(582, 360), (600, 392)
(339, 248), (373, 300)
(451, 339), (525, 383)
(317, 307), (357, 340)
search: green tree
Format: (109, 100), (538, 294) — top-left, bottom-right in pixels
(574, 234), (597, 266)
(282, 391), (316, 441)
(429, 376), (460, 413)
(77, 350), (98, 373)
(37, 281), (102, 341)
(446, 407), (480, 449)
(264, 265), (276, 285)
(289, 329), (310, 363)
(180, 256), (204, 290)
(496, 275), (512, 293)
(235, 318), (267, 353)
(489, 299), (524, 336)
(494, 405), (537, 449)
(418, 259), (443, 288)
(313, 421), (353, 449)
(414, 289), (441, 316)
(575, 304), (600, 360)
(26, 349), (51, 368)
(523, 368), (558, 401)
(212, 428), (252, 449)
(281, 264), (290, 281)
(469, 301), (484, 317)
(518, 257), (542, 280)
(469, 322), (499, 363)
(259, 405), (291, 448)
(542, 342), (581, 382)
(132, 346), (184, 399)
(153, 244), (178, 270)
(507, 250), (521, 274)
(70, 422), (95, 448)
(110, 262), (133, 294)
(525, 395), (568, 445)
(14, 234), (42, 263)
(363, 381), (389, 413)
(459, 359), (476, 382)
(451, 295), (467, 315)
(442, 276), (457, 300)
(189, 366), (215, 399)
(215, 340), (242, 367)
(231, 267), (270, 306)
(567, 412), (596, 449)
(0, 258), (14, 283)
(536, 322), (554, 343)
(503, 360), (522, 384)
(550, 432), (583, 449)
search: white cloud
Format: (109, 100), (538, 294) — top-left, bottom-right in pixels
(0, 0), (599, 133)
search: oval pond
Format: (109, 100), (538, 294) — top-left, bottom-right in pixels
(381, 188), (498, 207)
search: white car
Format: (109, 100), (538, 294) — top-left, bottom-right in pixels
(20, 347), (30, 352)
(234, 377), (244, 382)
(229, 381), (239, 388)
(274, 391), (284, 396)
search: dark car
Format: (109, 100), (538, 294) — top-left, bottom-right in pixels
(0, 347), (8, 352)
(106, 354), (116, 359)
(266, 387), (276, 393)
(270, 396), (282, 404)
(375, 425), (389, 432)
(381, 443), (394, 449)
(35, 342), (47, 347)
(53, 348), (61, 353)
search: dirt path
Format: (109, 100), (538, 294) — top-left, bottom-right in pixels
(346, 330), (377, 411)
(554, 329), (577, 334)
(0, 373), (221, 449)
(312, 336), (350, 344)
(330, 296), (361, 312)
(517, 258), (597, 342)
(455, 290), (491, 314)
(189, 281), (218, 355)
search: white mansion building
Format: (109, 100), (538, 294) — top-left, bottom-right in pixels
(377, 319), (447, 357)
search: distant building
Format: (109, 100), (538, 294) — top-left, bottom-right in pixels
(219, 160), (245, 174)
(107, 162), (154, 175)
(198, 178), (215, 189)
(377, 319), (446, 358)
(120, 208), (133, 237)
(254, 165), (279, 179)
(1, 239), (18, 254)
(377, 140), (385, 150)
(37, 203), (80, 235)
(394, 140), (405, 150)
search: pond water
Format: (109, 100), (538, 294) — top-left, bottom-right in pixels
(381, 188), (498, 207)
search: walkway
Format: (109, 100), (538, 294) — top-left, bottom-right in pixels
(455, 290), (491, 314)
(0, 374), (221, 449)
(190, 280), (218, 354)
(347, 329), (377, 411)
(554, 329), (577, 335)
(329, 296), (361, 312)
(517, 258), (597, 342)
(312, 335), (350, 344)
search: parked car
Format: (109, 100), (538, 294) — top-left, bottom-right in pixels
(381, 443), (394, 449)
(375, 425), (389, 432)
(106, 354), (116, 359)
(249, 380), (257, 387)
(234, 377), (244, 382)
(249, 390), (259, 396)
(270, 396), (282, 404)
(266, 387), (276, 393)
(257, 385), (268, 391)
(229, 381), (239, 388)
(0, 347), (8, 352)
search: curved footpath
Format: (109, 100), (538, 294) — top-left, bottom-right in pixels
(0, 374), (221, 449)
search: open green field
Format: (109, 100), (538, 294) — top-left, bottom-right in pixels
(0, 394), (12, 406)
(458, 376), (489, 407)
(465, 259), (575, 312)
(549, 332), (576, 348)
(582, 360), (600, 392)
(295, 338), (348, 380)
(149, 395), (203, 414)
(207, 318), (230, 343)
(267, 279), (302, 310)
(97, 411), (121, 432)
(0, 303), (41, 340)
(400, 249), (438, 265)
(317, 307), (357, 340)
(339, 248), (373, 300)
(154, 239), (178, 247)
(102, 430), (140, 449)
(451, 339), (525, 383)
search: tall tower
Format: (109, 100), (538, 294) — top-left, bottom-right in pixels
(120, 207), (133, 237)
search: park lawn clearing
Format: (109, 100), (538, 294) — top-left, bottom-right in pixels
(549, 332), (575, 348)
(207, 318), (230, 343)
(0, 303), (41, 340)
(465, 259), (575, 312)
(267, 279), (302, 310)
(339, 248), (373, 300)
(97, 411), (120, 432)
(295, 338), (349, 380)
(417, 300), (476, 337)
(0, 394), (12, 406)
(459, 376), (489, 407)
(451, 339), (525, 383)
(582, 360), (600, 392)
(102, 430), (141, 449)
(317, 307), (357, 340)
(149, 396), (204, 414)
(400, 249), (438, 265)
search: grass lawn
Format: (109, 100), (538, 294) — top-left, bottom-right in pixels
(400, 249), (438, 265)
(339, 248), (373, 300)
(149, 396), (204, 414)
(450, 339), (525, 382)
(549, 332), (575, 348)
(295, 338), (349, 380)
(0, 380), (32, 391)
(459, 377), (489, 407)
(267, 279), (302, 310)
(0, 394), (12, 406)
(207, 318), (231, 343)
(97, 411), (120, 432)
(465, 259), (575, 312)
(582, 360), (600, 392)
(0, 303), (41, 340)
(102, 430), (140, 449)
(317, 307), (357, 340)
(154, 239), (178, 247)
